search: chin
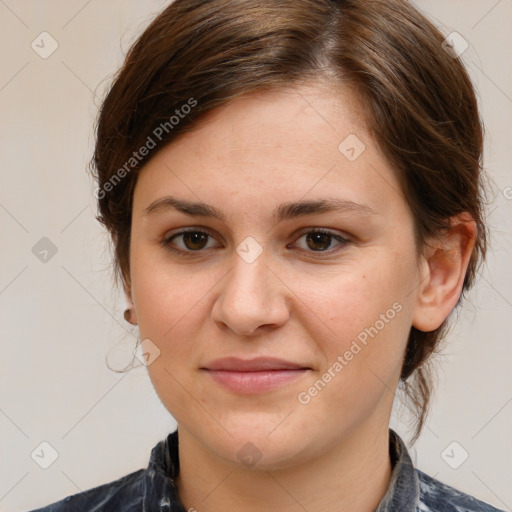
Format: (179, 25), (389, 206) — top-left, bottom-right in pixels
(199, 415), (315, 472)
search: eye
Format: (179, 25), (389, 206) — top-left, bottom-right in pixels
(292, 228), (350, 253)
(160, 229), (218, 254)
(159, 227), (351, 256)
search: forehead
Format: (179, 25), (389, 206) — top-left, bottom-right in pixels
(179, 82), (370, 159)
(133, 82), (405, 220)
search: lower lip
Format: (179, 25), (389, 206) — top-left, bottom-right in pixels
(203, 369), (309, 394)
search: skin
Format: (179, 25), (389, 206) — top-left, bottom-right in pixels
(125, 82), (476, 512)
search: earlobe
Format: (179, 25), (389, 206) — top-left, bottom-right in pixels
(123, 283), (138, 325)
(412, 213), (476, 332)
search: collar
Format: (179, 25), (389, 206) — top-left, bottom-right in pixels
(143, 428), (419, 511)
(143, 429), (183, 511)
(375, 428), (420, 511)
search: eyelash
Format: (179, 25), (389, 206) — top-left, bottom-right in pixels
(159, 227), (351, 257)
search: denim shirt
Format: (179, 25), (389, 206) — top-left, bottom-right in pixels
(29, 429), (504, 512)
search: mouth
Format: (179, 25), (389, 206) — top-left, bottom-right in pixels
(200, 357), (311, 394)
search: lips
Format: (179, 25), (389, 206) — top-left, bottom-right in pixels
(200, 357), (311, 394)
(201, 356), (310, 371)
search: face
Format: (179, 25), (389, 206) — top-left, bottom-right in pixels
(128, 82), (425, 471)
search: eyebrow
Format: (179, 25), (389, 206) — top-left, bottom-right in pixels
(142, 195), (377, 223)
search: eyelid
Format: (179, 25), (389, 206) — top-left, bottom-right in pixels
(293, 226), (351, 241)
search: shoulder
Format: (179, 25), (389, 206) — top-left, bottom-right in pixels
(417, 469), (506, 512)
(27, 468), (146, 512)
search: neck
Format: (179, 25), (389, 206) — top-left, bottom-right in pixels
(174, 420), (393, 512)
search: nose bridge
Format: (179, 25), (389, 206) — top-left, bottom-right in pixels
(227, 241), (273, 306)
(212, 238), (289, 334)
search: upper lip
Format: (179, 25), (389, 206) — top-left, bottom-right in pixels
(201, 357), (310, 371)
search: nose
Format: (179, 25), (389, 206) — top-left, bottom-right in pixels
(211, 247), (290, 336)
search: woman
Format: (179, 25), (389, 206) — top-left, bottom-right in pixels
(29, 0), (503, 510)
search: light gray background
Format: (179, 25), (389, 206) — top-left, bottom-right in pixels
(0, 1), (510, 511)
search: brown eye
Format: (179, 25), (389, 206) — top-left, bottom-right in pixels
(181, 231), (209, 250)
(294, 229), (350, 253)
(161, 229), (217, 254)
(305, 232), (332, 251)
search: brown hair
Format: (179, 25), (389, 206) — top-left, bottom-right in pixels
(91, 0), (487, 442)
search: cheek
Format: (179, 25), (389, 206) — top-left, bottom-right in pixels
(301, 257), (409, 336)
(130, 238), (202, 335)
(133, 263), (215, 424)
(294, 254), (414, 381)
(291, 268), (412, 426)
(130, 253), (228, 386)
(134, 270), (206, 344)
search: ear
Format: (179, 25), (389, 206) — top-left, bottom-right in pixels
(412, 212), (477, 332)
(123, 281), (138, 325)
